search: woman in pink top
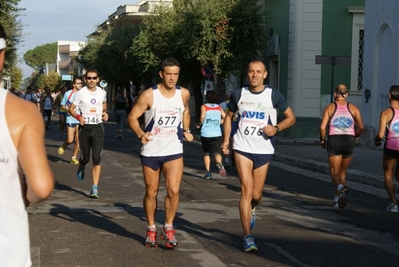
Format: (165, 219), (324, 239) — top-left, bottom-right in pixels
(319, 84), (364, 210)
(375, 85), (399, 213)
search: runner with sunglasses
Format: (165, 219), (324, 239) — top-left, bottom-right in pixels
(68, 69), (108, 198)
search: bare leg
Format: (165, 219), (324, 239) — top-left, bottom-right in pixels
(203, 155), (211, 172)
(383, 154), (398, 204)
(162, 157), (184, 225)
(235, 152), (267, 236)
(142, 166), (161, 226)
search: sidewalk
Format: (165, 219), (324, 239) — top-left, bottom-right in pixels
(190, 119), (389, 192)
(273, 138), (388, 191)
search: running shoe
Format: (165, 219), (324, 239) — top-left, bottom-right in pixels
(58, 142), (67, 155)
(70, 157), (79, 164)
(204, 172), (212, 180)
(119, 134), (123, 140)
(243, 234), (258, 252)
(77, 165), (85, 181)
(332, 200), (340, 211)
(145, 228), (158, 247)
(216, 162), (226, 177)
(386, 203), (398, 213)
(250, 207), (256, 230)
(160, 226), (179, 248)
(338, 186), (349, 209)
(90, 185), (99, 199)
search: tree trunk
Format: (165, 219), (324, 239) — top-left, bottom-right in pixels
(192, 74), (203, 122)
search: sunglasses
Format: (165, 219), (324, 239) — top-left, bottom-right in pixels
(86, 77), (98, 80)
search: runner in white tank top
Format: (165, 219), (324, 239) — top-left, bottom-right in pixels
(0, 24), (54, 266)
(140, 84), (185, 157)
(127, 57), (194, 249)
(221, 60), (296, 252)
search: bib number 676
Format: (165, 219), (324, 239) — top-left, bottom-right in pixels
(244, 126), (263, 136)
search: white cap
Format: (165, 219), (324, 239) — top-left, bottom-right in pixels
(0, 38), (5, 50)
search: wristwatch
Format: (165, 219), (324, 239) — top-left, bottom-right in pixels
(274, 125), (280, 133)
(184, 129), (191, 133)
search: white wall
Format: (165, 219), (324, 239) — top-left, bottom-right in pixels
(288, 0), (323, 117)
(363, 0), (399, 135)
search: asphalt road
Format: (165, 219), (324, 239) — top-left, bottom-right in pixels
(28, 120), (399, 267)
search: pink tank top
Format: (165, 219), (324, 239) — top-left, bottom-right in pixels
(386, 108), (399, 150)
(328, 102), (355, 136)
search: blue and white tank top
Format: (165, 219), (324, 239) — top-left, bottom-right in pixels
(232, 86), (278, 154)
(200, 103), (222, 138)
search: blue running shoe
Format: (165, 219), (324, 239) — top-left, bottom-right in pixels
(250, 207), (256, 230)
(77, 165), (85, 181)
(90, 185), (99, 199)
(203, 172), (212, 180)
(243, 234), (258, 252)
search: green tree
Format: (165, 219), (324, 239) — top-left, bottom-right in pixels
(23, 42), (57, 71)
(10, 65), (23, 89)
(0, 0), (24, 78)
(79, 25), (144, 93)
(132, 0), (268, 117)
(29, 71), (61, 91)
(79, 28), (109, 70)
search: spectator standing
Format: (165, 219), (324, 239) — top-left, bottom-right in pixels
(54, 86), (68, 138)
(113, 87), (129, 140)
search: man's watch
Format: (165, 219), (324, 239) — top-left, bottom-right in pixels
(184, 129), (191, 133)
(274, 125), (280, 133)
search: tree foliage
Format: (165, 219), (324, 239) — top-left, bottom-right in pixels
(0, 0), (24, 78)
(77, 0), (269, 117)
(23, 42), (57, 70)
(27, 71), (62, 91)
(10, 65), (23, 89)
(131, 0), (269, 117)
(79, 25), (142, 89)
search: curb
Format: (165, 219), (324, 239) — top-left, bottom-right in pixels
(272, 153), (385, 190)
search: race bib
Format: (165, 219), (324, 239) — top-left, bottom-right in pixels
(154, 108), (181, 127)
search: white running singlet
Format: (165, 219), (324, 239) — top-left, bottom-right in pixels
(0, 88), (31, 267)
(72, 86), (107, 125)
(233, 86), (277, 154)
(141, 86), (185, 157)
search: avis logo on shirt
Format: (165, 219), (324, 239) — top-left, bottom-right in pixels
(241, 111), (265, 119)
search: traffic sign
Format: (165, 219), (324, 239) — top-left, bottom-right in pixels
(201, 65), (213, 78)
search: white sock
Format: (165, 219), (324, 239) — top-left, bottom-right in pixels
(164, 223), (173, 228)
(337, 184), (344, 191)
(147, 225), (156, 230)
(333, 196), (339, 202)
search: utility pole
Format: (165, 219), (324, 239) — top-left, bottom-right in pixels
(315, 55), (351, 103)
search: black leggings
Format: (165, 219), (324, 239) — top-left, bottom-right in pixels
(78, 124), (104, 166)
